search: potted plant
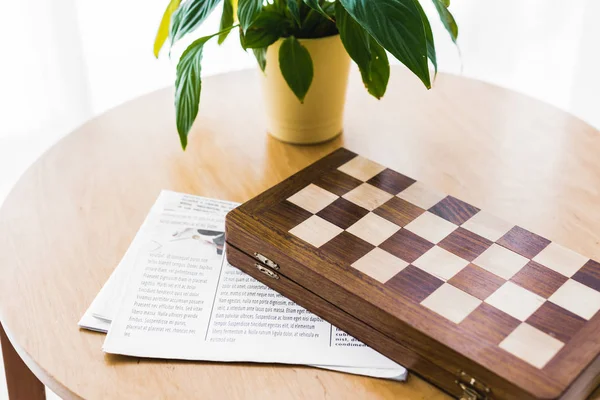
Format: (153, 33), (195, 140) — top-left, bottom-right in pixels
(154, 0), (458, 148)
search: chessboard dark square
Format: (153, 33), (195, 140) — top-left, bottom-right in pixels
(572, 259), (600, 292)
(496, 226), (551, 259)
(319, 231), (374, 266)
(510, 261), (568, 298)
(386, 265), (444, 303)
(366, 169), (416, 195)
(428, 196), (480, 225)
(438, 227), (493, 262)
(379, 229), (435, 263)
(261, 200), (313, 232)
(526, 302), (586, 343)
(373, 197), (425, 227)
(448, 264), (505, 300)
(459, 303), (521, 345)
(313, 170), (362, 196)
(317, 198), (369, 230)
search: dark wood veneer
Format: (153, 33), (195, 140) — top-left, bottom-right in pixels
(386, 265), (444, 303)
(373, 197), (425, 227)
(428, 196), (480, 225)
(226, 147), (600, 400)
(261, 201), (313, 231)
(438, 228), (493, 262)
(226, 245), (464, 398)
(317, 197), (369, 229)
(379, 229), (435, 263)
(510, 261), (568, 298)
(447, 264), (504, 300)
(527, 302), (586, 343)
(313, 169), (363, 196)
(497, 226), (551, 259)
(459, 303), (521, 345)
(366, 169), (416, 195)
(319, 231), (374, 266)
(226, 215), (550, 399)
(573, 260), (600, 292)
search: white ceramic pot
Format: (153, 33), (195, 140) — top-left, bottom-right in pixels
(261, 34), (351, 144)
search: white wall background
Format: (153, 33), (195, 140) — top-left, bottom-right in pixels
(0, 1), (599, 398)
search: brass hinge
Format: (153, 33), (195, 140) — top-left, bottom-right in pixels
(253, 252), (279, 270)
(455, 371), (490, 400)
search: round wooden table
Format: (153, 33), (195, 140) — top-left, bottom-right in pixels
(1, 67), (600, 400)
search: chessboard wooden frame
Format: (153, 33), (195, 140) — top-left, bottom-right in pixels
(226, 244), (464, 397)
(226, 148), (600, 400)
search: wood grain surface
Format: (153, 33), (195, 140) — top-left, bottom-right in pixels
(225, 147), (600, 398)
(226, 245), (461, 397)
(0, 322), (45, 400)
(0, 66), (600, 399)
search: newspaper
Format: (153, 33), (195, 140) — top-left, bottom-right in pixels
(79, 191), (406, 380)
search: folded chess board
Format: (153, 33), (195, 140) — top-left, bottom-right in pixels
(226, 148), (600, 399)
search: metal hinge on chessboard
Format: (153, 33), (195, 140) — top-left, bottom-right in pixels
(456, 371), (491, 400)
(253, 252), (279, 270)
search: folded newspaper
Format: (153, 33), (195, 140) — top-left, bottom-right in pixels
(79, 190), (407, 381)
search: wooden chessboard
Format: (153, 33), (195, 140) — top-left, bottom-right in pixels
(226, 148), (600, 399)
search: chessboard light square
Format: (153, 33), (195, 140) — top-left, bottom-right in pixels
(352, 248), (409, 283)
(346, 213), (400, 246)
(413, 246), (469, 281)
(549, 279), (600, 320)
(473, 244), (529, 280)
(499, 323), (564, 369)
(461, 211), (514, 242)
(337, 156), (386, 181)
(287, 184), (338, 214)
(404, 211), (458, 244)
(288, 215), (343, 248)
(485, 281), (545, 321)
(533, 242), (589, 278)
(342, 183), (394, 211)
(421, 283), (482, 324)
(397, 181), (447, 210)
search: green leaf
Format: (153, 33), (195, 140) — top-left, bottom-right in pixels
(218, 0), (234, 44)
(238, 27), (246, 49)
(253, 48), (267, 72)
(237, 0), (262, 33)
(302, 0), (332, 20)
(338, 0), (431, 88)
(240, 11), (289, 49)
(175, 37), (208, 149)
(361, 37), (389, 99)
(279, 36), (313, 103)
(415, 0), (437, 75)
(241, 27), (278, 48)
(175, 26), (236, 149)
(154, 0), (181, 58)
(297, 3), (337, 38)
(170, 0), (222, 45)
(335, 2), (372, 81)
(287, 0), (301, 26)
(336, 4), (389, 99)
(432, 0), (458, 43)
